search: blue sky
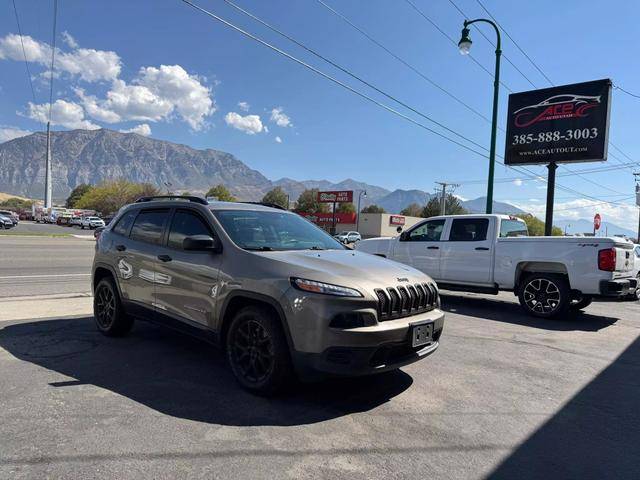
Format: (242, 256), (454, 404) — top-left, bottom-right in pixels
(1, 0), (639, 229)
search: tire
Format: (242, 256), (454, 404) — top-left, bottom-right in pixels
(570, 294), (593, 311)
(81, 225), (85, 229)
(93, 277), (133, 337)
(226, 305), (294, 395)
(518, 273), (571, 318)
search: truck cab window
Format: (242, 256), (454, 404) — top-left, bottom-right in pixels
(406, 219), (445, 242)
(449, 219), (489, 242)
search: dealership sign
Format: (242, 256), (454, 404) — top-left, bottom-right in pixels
(300, 212), (357, 224)
(505, 79), (612, 165)
(389, 215), (405, 226)
(317, 190), (353, 203)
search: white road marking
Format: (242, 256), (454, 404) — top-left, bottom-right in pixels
(0, 273), (91, 280)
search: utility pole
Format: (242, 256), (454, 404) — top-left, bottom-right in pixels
(44, 122), (52, 209)
(435, 182), (459, 216)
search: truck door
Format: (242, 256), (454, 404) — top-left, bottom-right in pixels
(394, 219), (446, 279)
(440, 217), (493, 285)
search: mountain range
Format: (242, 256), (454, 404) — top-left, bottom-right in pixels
(0, 128), (524, 215)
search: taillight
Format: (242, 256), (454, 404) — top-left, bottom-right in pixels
(598, 248), (616, 271)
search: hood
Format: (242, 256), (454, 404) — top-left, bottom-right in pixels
(253, 249), (433, 291)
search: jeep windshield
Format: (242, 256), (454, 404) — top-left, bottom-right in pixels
(213, 210), (346, 251)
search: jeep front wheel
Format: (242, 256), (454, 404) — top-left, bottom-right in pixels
(226, 306), (293, 395)
(94, 277), (133, 336)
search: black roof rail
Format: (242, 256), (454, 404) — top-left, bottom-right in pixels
(240, 201), (287, 210)
(135, 195), (208, 205)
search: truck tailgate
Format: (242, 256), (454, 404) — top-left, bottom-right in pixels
(613, 245), (635, 273)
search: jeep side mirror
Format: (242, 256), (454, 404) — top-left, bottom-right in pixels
(183, 235), (221, 252)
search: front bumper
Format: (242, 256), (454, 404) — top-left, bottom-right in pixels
(599, 278), (638, 296)
(290, 309), (445, 378)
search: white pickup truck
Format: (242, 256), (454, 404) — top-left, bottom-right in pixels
(356, 214), (637, 318)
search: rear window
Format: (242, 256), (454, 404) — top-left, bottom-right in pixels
(130, 209), (170, 245)
(449, 218), (489, 242)
(500, 219), (528, 237)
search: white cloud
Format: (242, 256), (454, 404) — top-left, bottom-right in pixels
(0, 33), (121, 82)
(0, 126), (32, 142)
(270, 107), (292, 127)
(61, 31), (78, 49)
(224, 112), (264, 135)
(119, 123), (151, 136)
(512, 198), (639, 232)
(238, 101), (250, 112)
(25, 99), (99, 130)
(275, 136), (282, 143)
(513, 178), (523, 187)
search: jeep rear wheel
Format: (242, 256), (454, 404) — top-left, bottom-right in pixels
(226, 306), (293, 395)
(94, 277), (133, 336)
(518, 273), (570, 318)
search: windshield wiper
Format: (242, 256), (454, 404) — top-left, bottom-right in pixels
(308, 246), (326, 250)
(243, 246), (274, 251)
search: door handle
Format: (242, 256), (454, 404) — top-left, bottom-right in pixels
(475, 247), (490, 251)
(157, 254), (172, 262)
(116, 244), (126, 252)
(427, 246), (439, 250)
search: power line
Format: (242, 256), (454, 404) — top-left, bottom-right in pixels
(11, 0), (37, 103)
(614, 84), (640, 99)
(475, 0), (554, 86)
(182, 0), (631, 210)
(313, 0), (496, 121)
(180, 0), (488, 158)
(217, 0), (490, 152)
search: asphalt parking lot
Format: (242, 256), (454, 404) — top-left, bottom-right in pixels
(1, 236), (639, 479)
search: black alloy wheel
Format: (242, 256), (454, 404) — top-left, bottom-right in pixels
(230, 319), (275, 384)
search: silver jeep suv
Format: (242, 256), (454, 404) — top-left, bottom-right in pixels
(92, 196), (445, 394)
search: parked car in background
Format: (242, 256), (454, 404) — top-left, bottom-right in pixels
(334, 231), (362, 244)
(0, 210), (19, 226)
(357, 214), (637, 318)
(69, 216), (83, 227)
(81, 216), (106, 230)
(0, 214), (15, 229)
(92, 197), (445, 394)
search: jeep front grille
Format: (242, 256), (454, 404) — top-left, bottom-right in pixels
(374, 283), (438, 321)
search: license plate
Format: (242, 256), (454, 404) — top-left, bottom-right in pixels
(411, 323), (433, 347)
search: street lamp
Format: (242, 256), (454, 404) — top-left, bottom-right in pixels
(356, 190), (367, 232)
(458, 19), (501, 214)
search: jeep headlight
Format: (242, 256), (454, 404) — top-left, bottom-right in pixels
(291, 278), (362, 297)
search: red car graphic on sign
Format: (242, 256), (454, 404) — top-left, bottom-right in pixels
(514, 94), (601, 128)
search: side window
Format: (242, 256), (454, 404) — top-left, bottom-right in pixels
(500, 219), (528, 238)
(168, 210), (213, 250)
(130, 209), (170, 245)
(449, 219), (489, 242)
(112, 211), (137, 237)
(406, 219), (445, 242)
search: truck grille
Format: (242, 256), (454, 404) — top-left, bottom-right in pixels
(374, 283), (438, 321)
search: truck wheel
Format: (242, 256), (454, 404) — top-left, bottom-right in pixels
(226, 305), (294, 396)
(570, 295), (593, 311)
(93, 277), (133, 337)
(518, 273), (570, 318)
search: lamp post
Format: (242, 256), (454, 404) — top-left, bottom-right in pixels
(458, 19), (501, 214)
(356, 190), (367, 232)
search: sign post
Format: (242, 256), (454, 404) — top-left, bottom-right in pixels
(505, 79), (612, 235)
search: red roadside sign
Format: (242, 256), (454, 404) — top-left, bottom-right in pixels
(389, 215), (405, 226)
(317, 191), (353, 203)
(594, 213), (601, 231)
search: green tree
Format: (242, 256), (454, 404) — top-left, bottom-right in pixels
(205, 184), (236, 202)
(0, 197), (33, 209)
(516, 214), (562, 236)
(400, 203), (423, 217)
(294, 189), (329, 214)
(421, 194), (468, 218)
(261, 187), (289, 209)
(65, 184), (94, 208)
(361, 204), (385, 213)
(336, 202), (356, 214)
(75, 179), (160, 214)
